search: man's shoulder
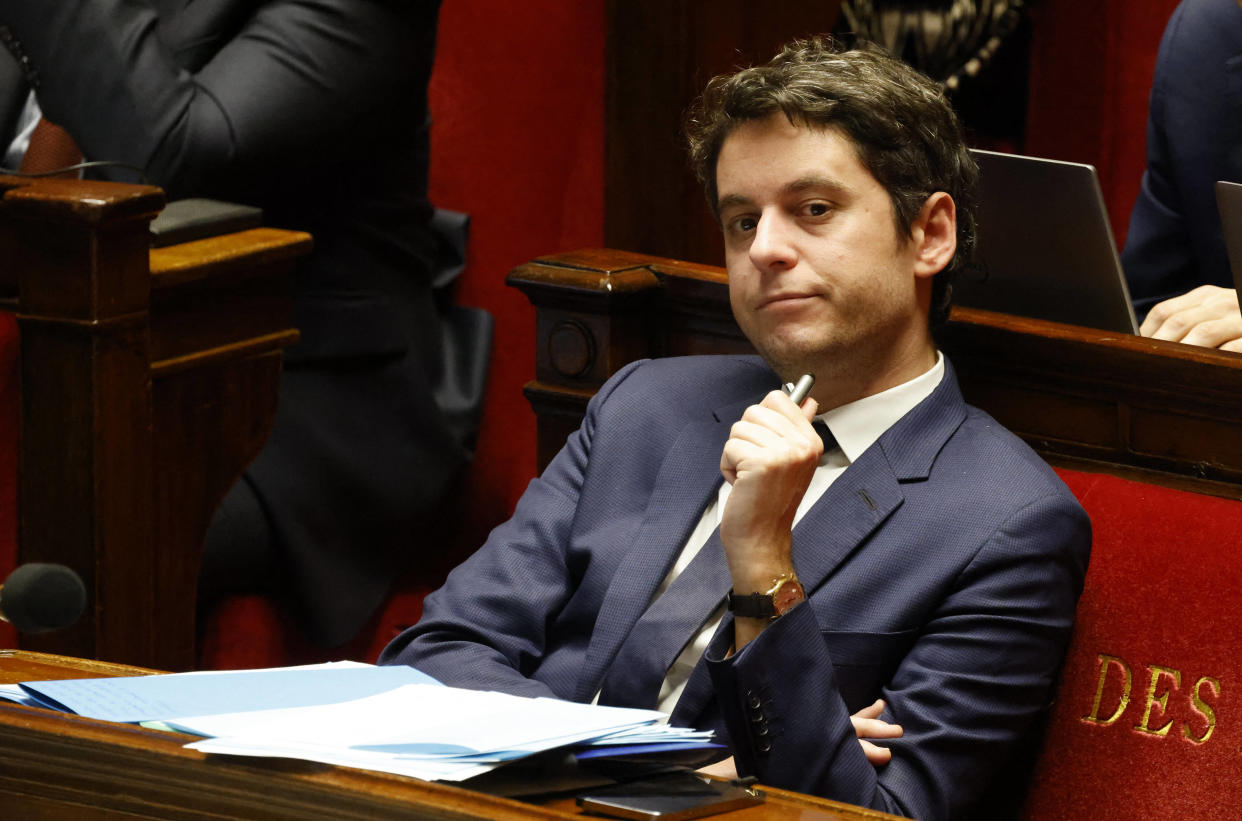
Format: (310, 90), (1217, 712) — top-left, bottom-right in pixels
(948, 404), (1082, 508)
(596, 355), (776, 411)
(898, 402), (1090, 575)
(1155, 0), (1240, 82)
(1165, 0), (1241, 42)
(875, 366), (1071, 501)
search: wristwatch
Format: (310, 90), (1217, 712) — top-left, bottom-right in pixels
(727, 572), (805, 620)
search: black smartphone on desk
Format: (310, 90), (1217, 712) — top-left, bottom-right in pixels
(576, 771), (764, 820)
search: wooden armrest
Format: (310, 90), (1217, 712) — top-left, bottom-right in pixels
(2, 176), (309, 670)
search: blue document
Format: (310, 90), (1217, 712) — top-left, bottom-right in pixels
(20, 662), (440, 723)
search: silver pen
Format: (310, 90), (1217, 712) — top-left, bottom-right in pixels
(782, 373), (815, 404)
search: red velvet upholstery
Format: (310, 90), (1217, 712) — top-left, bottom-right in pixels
(1025, 0), (1182, 245)
(1023, 469), (1242, 820)
(198, 583), (434, 669)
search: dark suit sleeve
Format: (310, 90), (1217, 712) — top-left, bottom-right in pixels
(1121, 0), (1242, 312)
(378, 360), (650, 697)
(0, 0), (427, 198)
(707, 491), (1091, 821)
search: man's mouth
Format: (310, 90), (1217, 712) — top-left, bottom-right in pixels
(758, 292), (817, 309)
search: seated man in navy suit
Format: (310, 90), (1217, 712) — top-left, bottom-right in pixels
(381, 38), (1090, 821)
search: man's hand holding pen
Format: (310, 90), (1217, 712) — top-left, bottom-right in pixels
(719, 374), (820, 649)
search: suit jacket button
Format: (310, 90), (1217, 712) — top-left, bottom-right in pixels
(756, 739), (772, 754)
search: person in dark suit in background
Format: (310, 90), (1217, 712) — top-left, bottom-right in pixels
(1123, 0), (1242, 349)
(381, 39), (1089, 821)
(0, 0), (467, 648)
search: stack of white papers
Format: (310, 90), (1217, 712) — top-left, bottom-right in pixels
(177, 684), (691, 781)
(6, 663), (717, 782)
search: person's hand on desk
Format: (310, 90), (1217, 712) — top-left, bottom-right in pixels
(696, 699), (904, 778)
(1140, 284), (1242, 351)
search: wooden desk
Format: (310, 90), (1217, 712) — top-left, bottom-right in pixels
(0, 176), (311, 671)
(0, 651), (897, 820)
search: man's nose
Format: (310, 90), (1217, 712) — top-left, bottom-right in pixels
(749, 212), (796, 272)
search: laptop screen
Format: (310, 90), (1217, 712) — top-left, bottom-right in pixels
(955, 149), (1139, 334)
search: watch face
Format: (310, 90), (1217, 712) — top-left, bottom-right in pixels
(772, 580), (805, 616)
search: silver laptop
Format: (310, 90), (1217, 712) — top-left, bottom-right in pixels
(1217, 181), (1242, 301)
(954, 149), (1139, 334)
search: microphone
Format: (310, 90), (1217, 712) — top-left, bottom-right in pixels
(0, 563), (87, 633)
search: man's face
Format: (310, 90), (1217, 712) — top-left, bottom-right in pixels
(715, 115), (937, 400)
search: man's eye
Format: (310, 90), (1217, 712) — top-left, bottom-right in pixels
(728, 216), (757, 233)
(804, 202), (831, 217)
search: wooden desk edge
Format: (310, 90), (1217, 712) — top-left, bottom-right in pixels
(0, 651), (900, 821)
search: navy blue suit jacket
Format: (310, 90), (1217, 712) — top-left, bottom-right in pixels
(381, 356), (1090, 820)
(1122, 0), (1242, 313)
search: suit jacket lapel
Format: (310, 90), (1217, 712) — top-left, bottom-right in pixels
(575, 406), (737, 701)
(788, 448), (904, 593)
(793, 364), (968, 595)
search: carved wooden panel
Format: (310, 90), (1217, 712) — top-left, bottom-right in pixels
(1, 176), (309, 670)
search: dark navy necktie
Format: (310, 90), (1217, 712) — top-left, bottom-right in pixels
(596, 528), (732, 710)
(813, 419), (837, 453)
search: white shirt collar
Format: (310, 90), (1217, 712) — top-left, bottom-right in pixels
(816, 351), (945, 464)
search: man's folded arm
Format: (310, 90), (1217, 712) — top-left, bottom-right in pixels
(707, 492), (1090, 821)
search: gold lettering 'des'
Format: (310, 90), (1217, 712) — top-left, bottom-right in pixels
(1081, 654), (1220, 745)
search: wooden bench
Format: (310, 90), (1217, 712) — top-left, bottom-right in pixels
(0, 176), (310, 672)
(508, 248), (1242, 819)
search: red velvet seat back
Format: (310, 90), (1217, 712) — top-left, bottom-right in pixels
(197, 583), (434, 669)
(1023, 469), (1242, 819)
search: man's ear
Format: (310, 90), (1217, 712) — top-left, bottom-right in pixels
(911, 192), (957, 279)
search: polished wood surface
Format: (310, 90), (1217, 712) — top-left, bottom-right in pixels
(0, 651), (899, 820)
(0, 176), (310, 671)
(508, 248), (1242, 498)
